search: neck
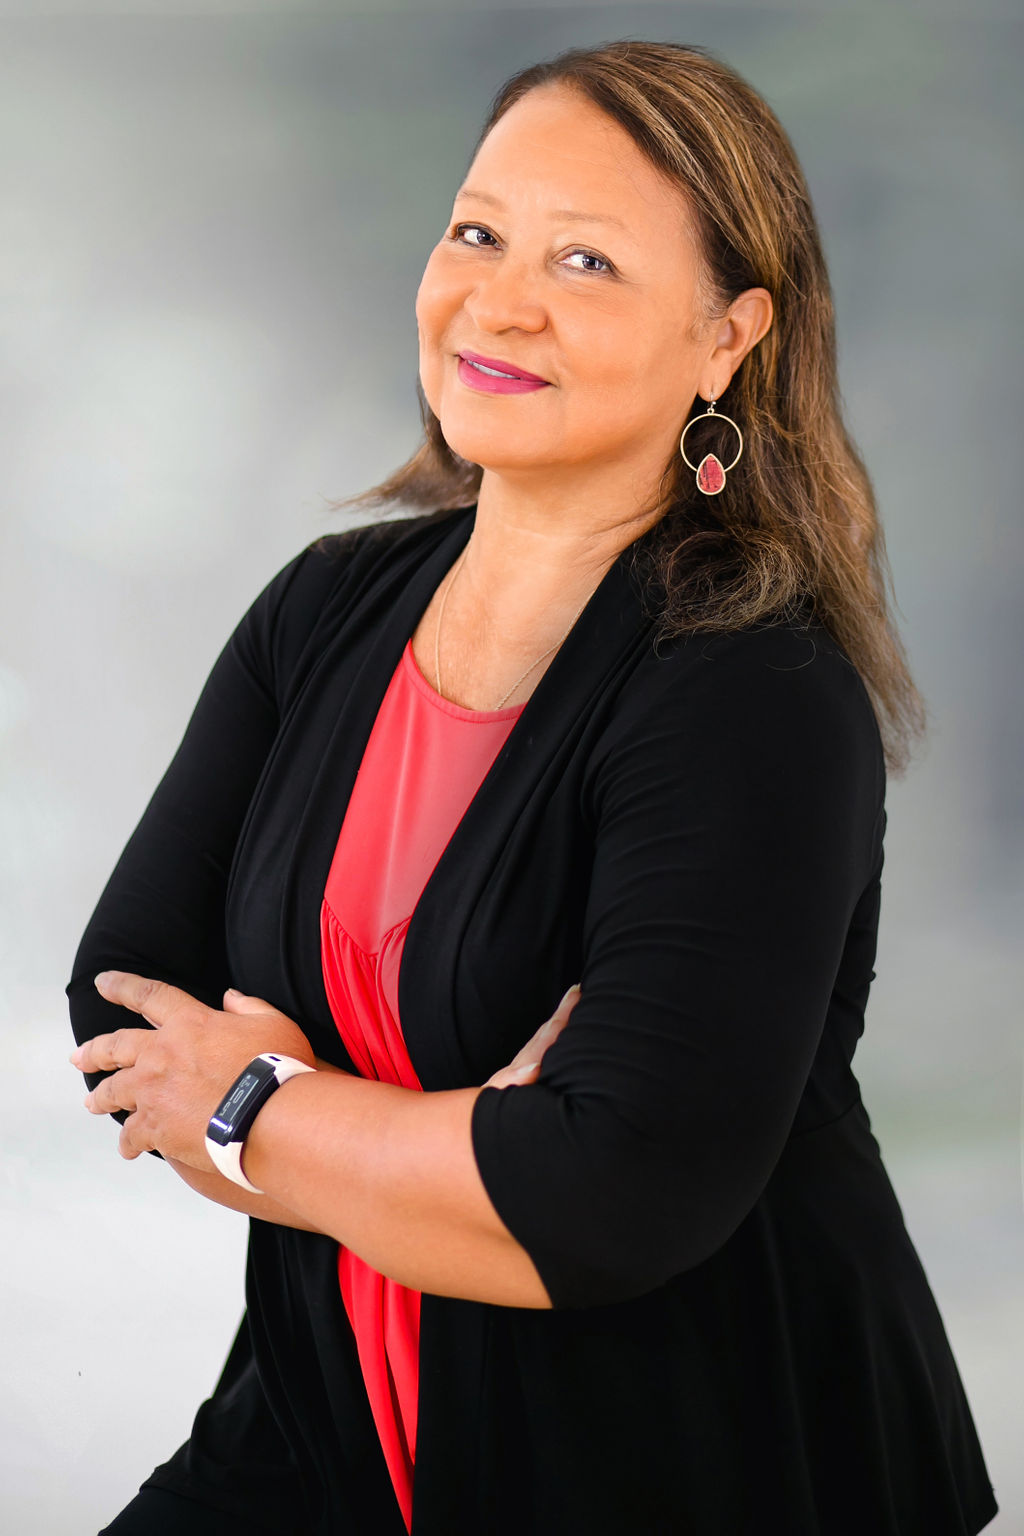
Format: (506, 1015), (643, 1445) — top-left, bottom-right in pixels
(454, 471), (661, 642)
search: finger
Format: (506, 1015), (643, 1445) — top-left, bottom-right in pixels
(93, 971), (201, 1029)
(118, 1112), (150, 1161)
(85, 1068), (138, 1117)
(510, 983), (582, 1065)
(553, 982), (583, 1015)
(222, 988), (289, 1019)
(485, 984), (583, 1088)
(485, 1058), (542, 1090)
(70, 1028), (151, 1075)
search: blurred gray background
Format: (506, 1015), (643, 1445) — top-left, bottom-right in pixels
(2, 1), (1020, 1531)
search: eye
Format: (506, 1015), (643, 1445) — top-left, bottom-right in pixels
(563, 249), (612, 276)
(449, 222), (499, 250)
(446, 222), (613, 276)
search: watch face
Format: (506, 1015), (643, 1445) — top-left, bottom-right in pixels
(207, 1059), (279, 1146)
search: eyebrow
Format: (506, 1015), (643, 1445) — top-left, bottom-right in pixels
(455, 186), (629, 231)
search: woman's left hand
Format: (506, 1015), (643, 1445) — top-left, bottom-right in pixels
(70, 972), (317, 1168)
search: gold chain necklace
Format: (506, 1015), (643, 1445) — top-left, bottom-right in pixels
(434, 543), (594, 711)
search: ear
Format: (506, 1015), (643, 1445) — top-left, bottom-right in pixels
(700, 286), (773, 398)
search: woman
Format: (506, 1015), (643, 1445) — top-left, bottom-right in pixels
(67, 39), (998, 1536)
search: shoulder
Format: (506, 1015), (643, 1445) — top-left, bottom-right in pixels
(244, 506), (468, 699)
(306, 504), (467, 572)
(591, 616), (886, 822)
(291, 505), (466, 609)
(636, 618), (879, 745)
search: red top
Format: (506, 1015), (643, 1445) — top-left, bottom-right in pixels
(319, 636), (525, 1532)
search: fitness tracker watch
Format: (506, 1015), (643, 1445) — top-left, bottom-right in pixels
(204, 1052), (316, 1194)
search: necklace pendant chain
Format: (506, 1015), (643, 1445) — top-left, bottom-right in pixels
(434, 542), (593, 711)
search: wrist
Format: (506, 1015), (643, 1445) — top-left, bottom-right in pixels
(204, 1053), (317, 1193)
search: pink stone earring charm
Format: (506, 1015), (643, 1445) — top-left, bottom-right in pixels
(679, 396), (743, 495)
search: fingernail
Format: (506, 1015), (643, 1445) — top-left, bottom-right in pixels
(94, 971), (113, 989)
(560, 983), (581, 1006)
(225, 988), (243, 998)
(69, 1046), (83, 1065)
(514, 1060), (540, 1075)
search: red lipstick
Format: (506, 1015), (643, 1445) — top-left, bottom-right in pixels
(456, 349), (550, 395)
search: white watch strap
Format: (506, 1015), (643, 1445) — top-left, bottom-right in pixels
(205, 1135), (264, 1194)
(204, 1053), (316, 1195)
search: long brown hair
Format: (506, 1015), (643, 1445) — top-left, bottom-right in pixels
(328, 38), (926, 775)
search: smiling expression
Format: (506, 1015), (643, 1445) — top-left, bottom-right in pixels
(415, 82), (716, 490)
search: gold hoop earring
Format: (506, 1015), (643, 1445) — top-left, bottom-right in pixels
(679, 397), (743, 495)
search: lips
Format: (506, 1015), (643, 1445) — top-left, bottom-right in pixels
(458, 349), (548, 384)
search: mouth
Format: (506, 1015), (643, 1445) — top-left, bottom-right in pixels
(457, 349), (549, 384)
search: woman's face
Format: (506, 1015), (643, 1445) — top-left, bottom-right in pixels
(415, 83), (720, 491)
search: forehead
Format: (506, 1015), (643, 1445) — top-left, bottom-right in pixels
(463, 84), (691, 235)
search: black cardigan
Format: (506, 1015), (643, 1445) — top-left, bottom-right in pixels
(67, 504), (998, 1535)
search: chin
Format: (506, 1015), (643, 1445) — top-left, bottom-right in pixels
(436, 411), (504, 464)
(439, 425), (545, 474)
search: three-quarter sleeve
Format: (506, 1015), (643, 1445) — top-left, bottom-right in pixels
(470, 623), (886, 1310)
(65, 540), (339, 1103)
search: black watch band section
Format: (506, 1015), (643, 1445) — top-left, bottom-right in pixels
(204, 1053), (316, 1193)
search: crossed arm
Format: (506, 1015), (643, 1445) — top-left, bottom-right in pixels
(67, 544), (884, 1316)
(63, 543), (581, 1311)
(71, 971), (580, 1309)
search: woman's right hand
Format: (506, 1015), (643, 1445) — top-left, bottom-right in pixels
(483, 984), (582, 1089)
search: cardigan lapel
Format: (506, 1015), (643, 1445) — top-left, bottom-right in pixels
(397, 511), (657, 1090)
(236, 502), (655, 1088)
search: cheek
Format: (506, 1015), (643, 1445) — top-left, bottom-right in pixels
(564, 305), (642, 383)
(563, 324), (654, 420)
(415, 249), (457, 339)
(415, 264), (448, 410)
(580, 327), (692, 428)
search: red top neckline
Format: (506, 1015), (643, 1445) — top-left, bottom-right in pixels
(321, 639), (526, 1530)
(401, 638), (527, 722)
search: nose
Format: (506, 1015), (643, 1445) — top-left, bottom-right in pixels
(462, 254), (547, 335)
